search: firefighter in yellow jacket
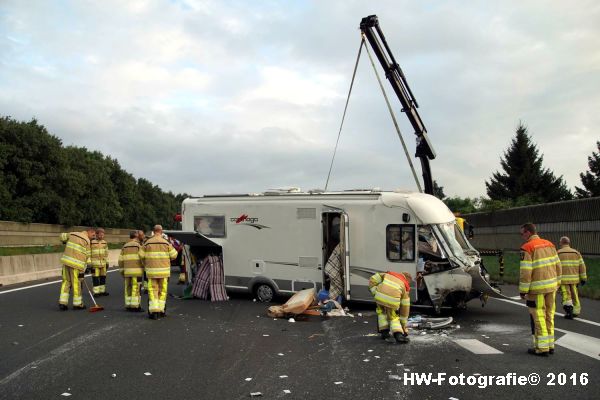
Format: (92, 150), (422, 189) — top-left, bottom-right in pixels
(557, 236), (587, 319)
(58, 228), (96, 310)
(119, 231), (144, 312)
(519, 223), (562, 356)
(369, 271), (412, 343)
(90, 228), (109, 296)
(139, 225), (178, 320)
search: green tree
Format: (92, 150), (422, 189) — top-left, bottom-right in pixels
(444, 197), (479, 214)
(575, 141), (600, 198)
(432, 180), (446, 200)
(485, 123), (572, 206)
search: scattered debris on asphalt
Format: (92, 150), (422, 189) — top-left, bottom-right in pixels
(283, 389), (291, 394)
(279, 375), (288, 379)
(389, 375), (401, 380)
(144, 372), (152, 376)
(334, 381), (343, 385)
(245, 378), (252, 381)
(60, 393), (71, 397)
(288, 318), (295, 323)
(111, 373), (116, 378)
(250, 392), (262, 397)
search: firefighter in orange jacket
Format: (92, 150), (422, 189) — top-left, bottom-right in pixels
(519, 223), (562, 356)
(557, 236), (587, 319)
(139, 225), (178, 320)
(90, 228), (109, 296)
(369, 271), (412, 343)
(119, 230), (144, 312)
(58, 228), (96, 310)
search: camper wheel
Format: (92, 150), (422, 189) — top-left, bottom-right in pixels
(254, 283), (275, 303)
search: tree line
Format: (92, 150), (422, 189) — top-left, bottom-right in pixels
(435, 122), (600, 214)
(0, 116), (186, 231)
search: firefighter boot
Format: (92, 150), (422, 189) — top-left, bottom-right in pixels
(394, 332), (409, 344)
(380, 329), (390, 340)
(528, 349), (549, 357)
(564, 305), (574, 320)
(59, 304), (68, 311)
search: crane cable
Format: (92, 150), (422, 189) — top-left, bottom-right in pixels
(362, 35), (423, 193)
(325, 34), (423, 193)
(324, 38), (365, 191)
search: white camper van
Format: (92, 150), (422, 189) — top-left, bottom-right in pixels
(169, 189), (505, 312)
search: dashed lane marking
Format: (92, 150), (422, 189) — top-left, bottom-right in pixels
(454, 339), (503, 354)
(554, 328), (600, 361)
(0, 270), (121, 295)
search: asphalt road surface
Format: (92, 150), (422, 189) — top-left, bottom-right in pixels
(1, 271), (598, 399)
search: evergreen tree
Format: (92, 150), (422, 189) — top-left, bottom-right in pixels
(432, 180), (446, 200)
(575, 141), (600, 198)
(485, 123), (572, 205)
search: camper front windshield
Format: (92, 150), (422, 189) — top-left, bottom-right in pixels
(436, 222), (469, 263)
(417, 226), (444, 259)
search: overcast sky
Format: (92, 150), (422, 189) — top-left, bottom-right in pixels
(1, 0), (598, 198)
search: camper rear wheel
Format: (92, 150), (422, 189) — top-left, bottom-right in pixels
(254, 283), (275, 303)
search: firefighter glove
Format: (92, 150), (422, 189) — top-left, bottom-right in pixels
(580, 280), (586, 286)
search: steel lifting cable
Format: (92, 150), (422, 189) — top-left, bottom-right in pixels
(362, 35), (422, 193)
(324, 38), (365, 191)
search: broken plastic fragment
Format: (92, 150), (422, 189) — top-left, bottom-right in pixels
(279, 375), (288, 378)
(111, 373), (116, 378)
(334, 381), (343, 385)
(502, 343), (509, 346)
(144, 372), (152, 376)
(388, 375), (401, 380)
(288, 318), (295, 323)
(358, 313), (363, 317)
(250, 392), (262, 397)
(245, 378), (252, 381)
(277, 353), (284, 356)
(283, 390), (291, 394)
(263, 334), (270, 337)
(18, 324), (23, 327)
(374, 356), (380, 359)
(367, 349), (374, 352)
(363, 359), (369, 362)
(363, 321), (369, 324)
(61, 393), (71, 397)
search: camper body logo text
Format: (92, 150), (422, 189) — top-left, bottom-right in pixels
(231, 214), (269, 230)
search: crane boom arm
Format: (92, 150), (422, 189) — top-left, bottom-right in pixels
(359, 15), (436, 195)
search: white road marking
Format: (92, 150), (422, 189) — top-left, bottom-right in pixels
(454, 339), (503, 354)
(554, 328), (600, 361)
(491, 297), (600, 328)
(0, 270), (121, 295)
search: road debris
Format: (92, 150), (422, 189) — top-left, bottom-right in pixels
(363, 333), (378, 337)
(60, 393), (72, 397)
(279, 375), (288, 379)
(17, 324), (23, 327)
(263, 334), (270, 337)
(389, 375), (401, 380)
(111, 373), (117, 378)
(288, 318), (295, 323)
(283, 389), (291, 394)
(144, 372), (152, 376)
(250, 392), (262, 397)
(245, 378), (253, 381)
(277, 353), (284, 356)
(334, 381), (343, 385)
(363, 359), (369, 362)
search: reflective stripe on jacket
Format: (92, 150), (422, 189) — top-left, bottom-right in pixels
(90, 239), (108, 267)
(60, 232), (91, 271)
(369, 272), (408, 308)
(119, 239), (143, 277)
(557, 245), (587, 284)
(519, 235), (562, 294)
(139, 235), (178, 278)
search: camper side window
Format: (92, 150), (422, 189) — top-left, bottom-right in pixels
(194, 215), (226, 238)
(386, 225), (415, 262)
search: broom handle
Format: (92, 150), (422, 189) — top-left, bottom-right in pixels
(82, 273), (99, 307)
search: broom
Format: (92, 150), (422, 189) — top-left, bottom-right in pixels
(82, 274), (104, 312)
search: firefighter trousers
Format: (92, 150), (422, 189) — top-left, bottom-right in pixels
(376, 305), (404, 334)
(147, 278), (169, 313)
(124, 277), (141, 309)
(560, 284), (581, 316)
(92, 267), (107, 294)
(526, 292), (556, 353)
(59, 266), (83, 307)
